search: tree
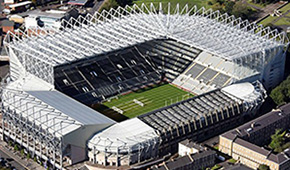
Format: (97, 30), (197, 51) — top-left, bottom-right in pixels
(99, 0), (119, 12)
(270, 75), (290, 105)
(224, 1), (235, 14)
(258, 164), (270, 170)
(211, 3), (224, 13)
(232, 1), (255, 20)
(269, 129), (286, 152)
(14, 144), (19, 151)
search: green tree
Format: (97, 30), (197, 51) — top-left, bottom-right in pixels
(258, 164), (270, 170)
(99, 0), (119, 12)
(269, 129), (286, 152)
(14, 144), (19, 151)
(270, 75), (290, 105)
(232, 1), (255, 19)
(224, 1), (235, 14)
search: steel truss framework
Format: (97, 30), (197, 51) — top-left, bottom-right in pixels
(88, 126), (160, 166)
(0, 88), (83, 169)
(3, 3), (289, 84)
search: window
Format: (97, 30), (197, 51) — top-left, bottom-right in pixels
(117, 64), (123, 69)
(63, 79), (69, 86)
(116, 76), (122, 82)
(131, 60), (136, 65)
(82, 86), (89, 92)
(90, 71), (98, 77)
(140, 70), (145, 75)
(92, 92), (98, 97)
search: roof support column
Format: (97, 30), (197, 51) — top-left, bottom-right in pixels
(60, 140), (63, 169)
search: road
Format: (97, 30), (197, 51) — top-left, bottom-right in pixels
(0, 148), (25, 170)
(241, 0), (287, 22)
(0, 61), (9, 80)
(0, 0), (4, 13)
(90, 0), (104, 14)
(0, 141), (45, 170)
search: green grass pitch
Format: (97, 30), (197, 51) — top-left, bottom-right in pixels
(102, 83), (194, 118)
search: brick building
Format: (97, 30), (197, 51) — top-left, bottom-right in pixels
(219, 103), (290, 170)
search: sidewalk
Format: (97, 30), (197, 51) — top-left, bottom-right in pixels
(0, 141), (45, 170)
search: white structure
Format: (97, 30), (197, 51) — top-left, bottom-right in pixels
(24, 9), (78, 30)
(1, 2), (288, 169)
(178, 139), (204, 157)
(0, 77), (115, 169)
(88, 118), (160, 166)
(3, 3), (289, 90)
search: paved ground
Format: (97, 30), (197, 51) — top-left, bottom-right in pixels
(0, 141), (45, 170)
(241, 0), (286, 22)
(90, 0), (104, 14)
(0, 147), (25, 170)
(0, 61), (9, 81)
(202, 136), (219, 147)
(0, 0), (4, 14)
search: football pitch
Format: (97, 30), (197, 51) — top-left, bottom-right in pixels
(102, 83), (194, 118)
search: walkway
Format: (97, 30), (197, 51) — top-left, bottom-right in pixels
(90, 0), (105, 14)
(241, 0), (287, 22)
(0, 141), (45, 170)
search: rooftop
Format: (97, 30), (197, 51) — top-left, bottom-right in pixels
(227, 105), (290, 138)
(68, 0), (88, 6)
(88, 118), (159, 153)
(4, 3), (288, 68)
(1, 78), (115, 138)
(179, 139), (205, 151)
(1, 20), (14, 27)
(26, 9), (67, 19)
(27, 90), (115, 125)
(152, 149), (215, 170)
(221, 103), (290, 165)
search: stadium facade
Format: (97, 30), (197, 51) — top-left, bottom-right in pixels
(1, 2), (289, 169)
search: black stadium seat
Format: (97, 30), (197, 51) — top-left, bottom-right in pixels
(54, 38), (201, 105)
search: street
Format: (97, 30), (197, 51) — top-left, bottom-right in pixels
(90, 0), (104, 14)
(0, 147), (26, 170)
(0, 61), (9, 80)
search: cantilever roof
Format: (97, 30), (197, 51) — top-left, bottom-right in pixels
(88, 118), (159, 153)
(2, 88), (115, 138)
(27, 90), (115, 125)
(5, 3), (288, 68)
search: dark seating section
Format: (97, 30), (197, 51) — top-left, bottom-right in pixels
(137, 39), (201, 81)
(139, 89), (237, 131)
(54, 48), (162, 105)
(54, 38), (201, 105)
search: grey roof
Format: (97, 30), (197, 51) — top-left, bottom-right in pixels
(155, 150), (215, 170)
(180, 139), (205, 151)
(222, 103), (290, 140)
(220, 103), (290, 165)
(27, 90), (115, 125)
(68, 0), (88, 5)
(1, 20), (14, 27)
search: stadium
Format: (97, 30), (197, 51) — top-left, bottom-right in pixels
(0, 2), (289, 169)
